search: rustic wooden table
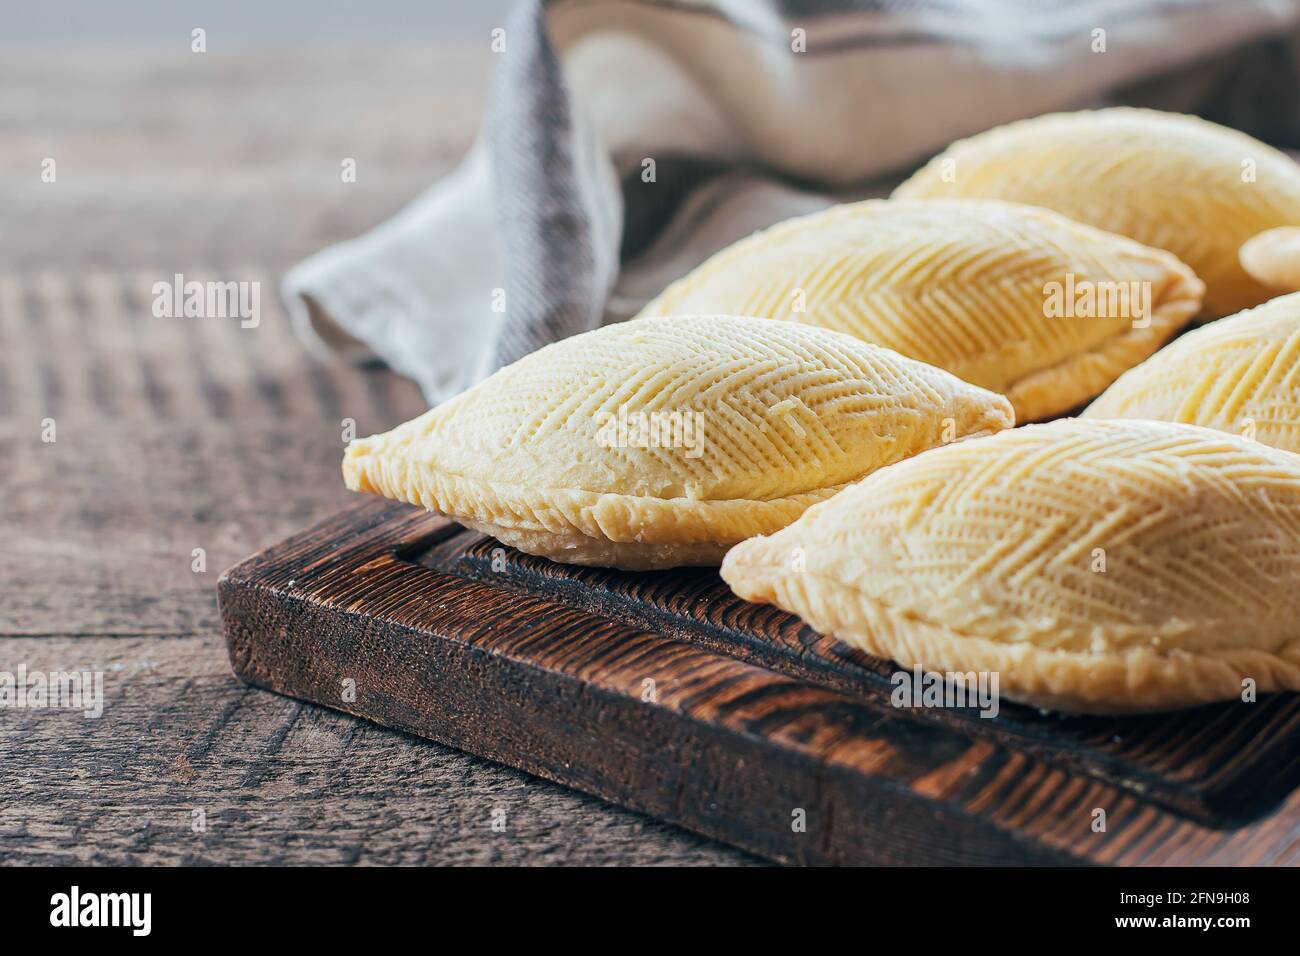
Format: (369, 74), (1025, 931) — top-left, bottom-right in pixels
(0, 41), (754, 865)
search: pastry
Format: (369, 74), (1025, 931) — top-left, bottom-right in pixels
(1084, 292), (1300, 452)
(894, 107), (1300, 318)
(1240, 227), (1300, 293)
(721, 419), (1300, 713)
(638, 198), (1202, 422)
(343, 314), (1014, 570)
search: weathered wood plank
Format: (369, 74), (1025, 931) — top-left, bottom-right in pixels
(0, 636), (752, 865)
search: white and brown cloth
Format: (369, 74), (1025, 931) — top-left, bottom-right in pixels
(283, 0), (1300, 405)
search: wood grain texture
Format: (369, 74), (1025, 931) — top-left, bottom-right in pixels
(442, 537), (1300, 827)
(221, 499), (1300, 865)
(0, 41), (752, 866)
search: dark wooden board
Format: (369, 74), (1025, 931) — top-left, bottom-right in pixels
(219, 498), (1300, 865)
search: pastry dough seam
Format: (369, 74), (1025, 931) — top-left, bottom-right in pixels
(995, 270), (1203, 421)
(730, 562), (1300, 712)
(740, 560), (1300, 660)
(345, 451), (850, 544)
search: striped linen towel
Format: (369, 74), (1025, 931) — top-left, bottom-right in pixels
(283, 0), (1300, 404)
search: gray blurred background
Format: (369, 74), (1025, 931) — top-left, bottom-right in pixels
(1, 0), (515, 46)
(2, 0), (516, 271)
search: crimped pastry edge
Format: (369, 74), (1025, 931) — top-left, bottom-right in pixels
(720, 555), (1300, 714)
(1000, 261), (1204, 422)
(344, 398), (1013, 569)
(344, 444), (848, 567)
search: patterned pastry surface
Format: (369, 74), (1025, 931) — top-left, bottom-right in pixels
(722, 419), (1300, 713)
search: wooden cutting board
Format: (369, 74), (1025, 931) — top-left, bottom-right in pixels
(218, 498), (1300, 865)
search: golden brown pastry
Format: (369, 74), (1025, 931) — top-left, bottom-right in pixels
(1084, 292), (1300, 453)
(639, 198), (1202, 422)
(894, 107), (1300, 318)
(721, 419), (1300, 713)
(344, 314), (1013, 570)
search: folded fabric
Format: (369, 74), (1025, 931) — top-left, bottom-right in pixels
(283, 0), (1300, 405)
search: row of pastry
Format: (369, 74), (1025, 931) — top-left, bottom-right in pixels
(344, 108), (1300, 714)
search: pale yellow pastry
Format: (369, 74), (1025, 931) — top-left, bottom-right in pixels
(1240, 227), (1300, 293)
(894, 107), (1300, 318)
(1084, 292), (1300, 453)
(639, 198), (1202, 422)
(721, 419), (1300, 713)
(343, 315), (1013, 570)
